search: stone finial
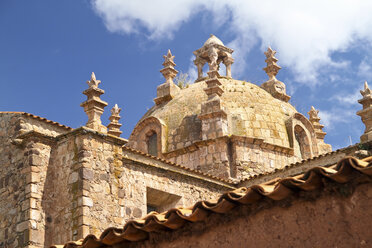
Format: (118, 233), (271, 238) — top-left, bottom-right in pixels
(154, 50), (180, 105)
(80, 72), (108, 133)
(107, 104), (122, 137)
(193, 34), (234, 81)
(161, 49), (178, 84)
(163, 49), (175, 67)
(308, 106), (319, 120)
(261, 47), (290, 102)
(87, 72), (101, 88)
(361, 81), (371, 97)
(263, 47), (281, 79)
(308, 106), (332, 154)
(308, 106), (326, 139)
(357, 81), (372, 142)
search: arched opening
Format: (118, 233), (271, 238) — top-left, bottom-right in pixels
(294, 125), (311, 159)
(147, 132), (158, 157)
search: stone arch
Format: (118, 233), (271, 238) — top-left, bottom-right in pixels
(128, 116), (167, 156)
(294, 125), (311, 159)
(286, 113), (319, 159)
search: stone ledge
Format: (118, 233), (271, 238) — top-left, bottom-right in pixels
(164, 135), (294, 158)
(54, 126), (128, 146)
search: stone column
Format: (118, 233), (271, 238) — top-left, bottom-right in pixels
(223, 56), (234, 78)
(154, 50), (180, 105)
(357, 81), (372, 142)
(80, 72), (108, 133)
(107, 104), (123, 137)
(17, 133), (54, 247)
(194, 58), (206, 81)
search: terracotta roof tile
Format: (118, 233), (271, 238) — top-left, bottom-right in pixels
(0, 111), (73, 130)
(53, 155), (372, 248)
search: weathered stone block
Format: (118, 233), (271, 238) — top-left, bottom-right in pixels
(79, 168), (94, 180)
(68, 172), (79, 184)
(28, 229), (44, 244)
(16, 221), (29, 232)
(28, 155), (43, 166)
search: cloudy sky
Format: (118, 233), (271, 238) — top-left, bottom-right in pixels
(0, 0), (370, 149)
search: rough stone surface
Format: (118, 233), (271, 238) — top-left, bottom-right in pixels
(0, 113), (231, 247)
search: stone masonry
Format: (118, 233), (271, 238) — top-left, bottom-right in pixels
(0, 112), (232, 248)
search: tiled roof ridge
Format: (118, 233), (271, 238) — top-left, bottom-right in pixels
(0, 111), (73, 130)
(53, 155), (372, 248)
(122, 146), (236, 185)
(240, 141), (372, 183)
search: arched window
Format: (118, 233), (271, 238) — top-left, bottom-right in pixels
(294, 125), (311, 159)
(147, 132), (158, 156)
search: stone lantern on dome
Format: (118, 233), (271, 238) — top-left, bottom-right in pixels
(193, 34), (234, 80)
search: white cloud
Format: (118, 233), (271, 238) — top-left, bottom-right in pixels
(358, 58), (372, 80)
(318, 108), (356, 130)
(187, 56), (198, 82)
(331, 89), (361, 106)
(92, 0), (372, 83)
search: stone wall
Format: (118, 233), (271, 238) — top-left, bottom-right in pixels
(42, 133), (84, 246)
(78, 133), (232, 238)
(165, 138), (231, 178)
(129, 180), (372, 248)
(239, 140), (372, 188)
(164, 135), (300, 180)
(0, 113), (28, 247)
(0, 113), (69, 248)
(0, 112), (233, 247)
(232, 137), (297, 179)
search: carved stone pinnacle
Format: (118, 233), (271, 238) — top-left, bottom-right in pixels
(111, 104), (121, 116)
(361, 81), (371, 97)
(263, 47), (281, 79)
(87, 72), (101, 88)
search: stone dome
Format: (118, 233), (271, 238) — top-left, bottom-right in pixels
(203, 34), (225, 47)
(128, 40), (331, 179)
(133, 77), (298, 152)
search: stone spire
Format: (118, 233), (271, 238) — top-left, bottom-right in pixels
(261, 47), (290, 102)
(80, 72), (108, 133)
(308, 106), (326, 140)
(161, 49), (177, 84)
(357, 81), (372, 142)
(193, 34), (234, 81)
(308, 106), (332, 154)
(154, 49), (180, 105)
(107, 104), (122, 137)
(263, 47), (281, 79)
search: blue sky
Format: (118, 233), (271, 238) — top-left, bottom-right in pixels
(0, 0), (370, 150)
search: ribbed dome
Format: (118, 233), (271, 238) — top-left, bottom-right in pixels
(135, 78), (298, 152)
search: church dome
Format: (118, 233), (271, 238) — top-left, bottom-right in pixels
(134, 77), (297, 152)
(128, 37), (331, 179)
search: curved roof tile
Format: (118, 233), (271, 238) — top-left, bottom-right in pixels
(54, 156), (372, 248)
